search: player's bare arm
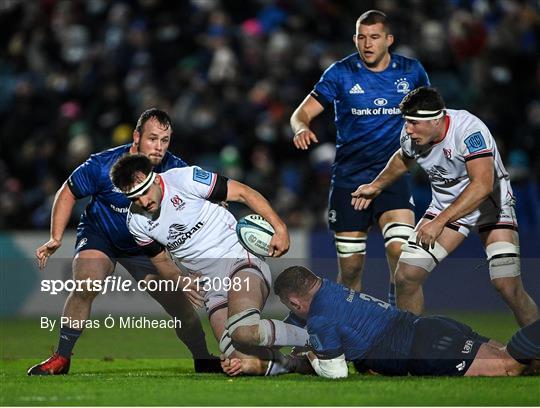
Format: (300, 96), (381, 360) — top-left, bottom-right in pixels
(416, 156), (494, 249)
(36, 181), (77, 269)
(148, 250), (205, 308)
(290, 95), (324, 150)
(351, 149), (414, 211)
(226, 180), (289, 257)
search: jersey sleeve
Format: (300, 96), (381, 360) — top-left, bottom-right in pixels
(172, 166), (228, 201)
(127, 212), (163, 257)
(399, 129), (415, 159)
(67, 154), (104, 198)
(311, 63), (340, 107)
(308, 316), (343, 359)
(457, 128), (494, 162)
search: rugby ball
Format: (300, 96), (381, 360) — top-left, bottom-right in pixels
(236, 214), (275, 257)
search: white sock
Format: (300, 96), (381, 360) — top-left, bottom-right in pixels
(259, 319), (309, 347)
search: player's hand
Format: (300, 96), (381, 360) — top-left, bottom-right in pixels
(268, 225), (290, 257)
(36, 238), (62, 269)
(293, 129), (318, 150)
(220, 357), (243, 376)
(181, 274), (205, 309)
(415, 219), (445, 250)
(351, 184), (381, 210)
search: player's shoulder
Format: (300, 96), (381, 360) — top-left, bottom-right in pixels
(325, 53), (361, 74)
(161, 165), (213, 186)
(447, 109), (488, 132)
(390, 53), (424, 73)
(90, 144), (131, 163)
(126, 204), (148, 228)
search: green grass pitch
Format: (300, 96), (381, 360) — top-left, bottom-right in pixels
(1, 313), (539, 406)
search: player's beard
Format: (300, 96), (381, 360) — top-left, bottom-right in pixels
(137, 146), (162, 166)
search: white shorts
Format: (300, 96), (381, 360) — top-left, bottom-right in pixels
(202, 254), (272, 317)
(424, 197), (518, 237)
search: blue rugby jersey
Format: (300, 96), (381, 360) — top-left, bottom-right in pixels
(307, 279), (416, 367)
(311, 53), (429, 187)
(67, 144), (187, 253)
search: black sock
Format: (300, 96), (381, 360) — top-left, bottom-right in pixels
(57, 326), (82, 358)
(388, 283), (396, 307)
(507, 319), (540, 365)
(176, 327), (211, 359)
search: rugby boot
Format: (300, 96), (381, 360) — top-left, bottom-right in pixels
(27, 352), (70, 375)
(194, 354), (222, 373)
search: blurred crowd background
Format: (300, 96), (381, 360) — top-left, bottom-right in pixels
(1, 0), (539, 231)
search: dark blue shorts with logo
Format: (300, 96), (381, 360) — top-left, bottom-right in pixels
(407, 316), (489, 376)
(328, 173), (414, 232)
(75, 222), (156, 282)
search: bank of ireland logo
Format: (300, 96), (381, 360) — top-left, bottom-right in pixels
(374, 98), (387, 106)
(394, 77), (410, 94)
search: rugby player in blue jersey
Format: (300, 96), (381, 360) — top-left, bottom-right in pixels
(290, 10), (430, 304)
(275, 266), (540, 378)
(28, 109), (219, 375)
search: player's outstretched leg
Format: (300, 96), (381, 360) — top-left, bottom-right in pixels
(225, 269), (309, 375)
(28, 250), (113, 376)
(378, 210), (415, 307)
(146, 277), (221, 373)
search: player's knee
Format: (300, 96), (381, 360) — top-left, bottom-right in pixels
(69, 280), (100, 301)
(490, 277), (521, 300)
(486, 242), (520, 281)
(382, 223), (414, 254)
(335, 235), (366, 258)
(230, 325), (259, 347)
(398, 234), (448, 274)
(385, 241), (403, 261)
(227, 308), (263, 348)
(394, 263), (427, 290)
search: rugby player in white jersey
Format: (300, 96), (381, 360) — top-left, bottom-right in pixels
(109, 154), (309, 375)
(351, 87), (538, 326)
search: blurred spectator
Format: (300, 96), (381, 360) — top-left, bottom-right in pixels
(0, 0), (538, 230)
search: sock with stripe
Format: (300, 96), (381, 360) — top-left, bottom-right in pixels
(507, 319), (540, 365)
(57, 326), (82, 358)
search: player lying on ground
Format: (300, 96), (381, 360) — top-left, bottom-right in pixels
(274, 265), (539, 378)
(351, 86), (538, 327)
(110, 154), (310, 375)
(29, 108), (219, 376)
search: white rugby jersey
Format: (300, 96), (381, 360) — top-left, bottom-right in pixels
(127, 166), (246, 274)
(400, 109), (514, 226)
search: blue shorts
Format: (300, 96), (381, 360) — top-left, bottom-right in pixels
(328, 174), (414, 233)
(75, 223), (157, 282)
(407, 316), (489, 376)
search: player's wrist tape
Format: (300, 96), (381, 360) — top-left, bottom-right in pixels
(125, 172), (156, 198)
(294, 128), (308, 136)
